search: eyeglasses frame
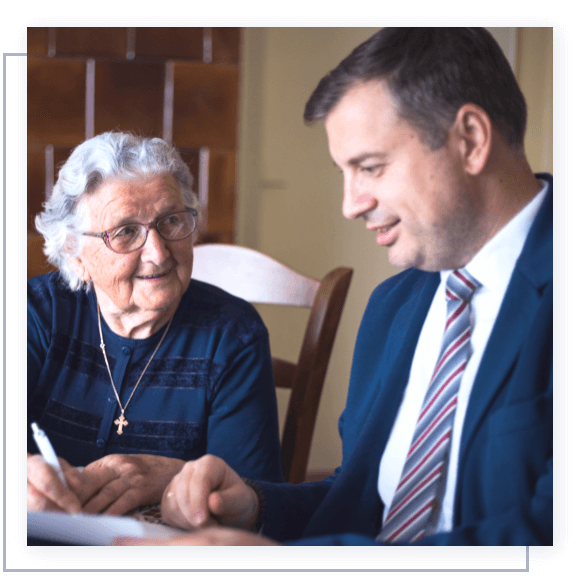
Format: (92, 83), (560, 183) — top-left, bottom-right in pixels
(81, 208), (198, 254)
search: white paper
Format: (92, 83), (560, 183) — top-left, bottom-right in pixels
(27, 510), (185, 546)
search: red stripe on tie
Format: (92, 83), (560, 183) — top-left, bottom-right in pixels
(398, 427), (453, 491)
(418, 363), (465, 424)
(388, 499), (435, 542)
(387, 463), (444, 520)
(431, 330), (470, 381)
(409, 395), (458, 459)
(445, 300), (466, 329)
(454, 269), (476, 291)
(446, 288), (458, 301)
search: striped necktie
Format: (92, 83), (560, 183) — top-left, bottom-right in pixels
(377, 268), (481, 543)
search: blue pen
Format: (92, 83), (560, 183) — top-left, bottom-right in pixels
(31, 422), (68, 486)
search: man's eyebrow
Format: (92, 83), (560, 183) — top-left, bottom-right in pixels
(338, 152), (388, 167)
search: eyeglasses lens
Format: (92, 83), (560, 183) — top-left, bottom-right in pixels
(108, 211), (197, 253)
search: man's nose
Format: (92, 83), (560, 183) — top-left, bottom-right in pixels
(342, 175), (377, 220)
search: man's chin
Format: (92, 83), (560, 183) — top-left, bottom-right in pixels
(386, 246), (413, 271)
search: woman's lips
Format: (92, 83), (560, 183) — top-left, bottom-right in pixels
(136, 269), (171, 280)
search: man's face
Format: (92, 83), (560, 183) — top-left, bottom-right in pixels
(325, 80), (484, 272)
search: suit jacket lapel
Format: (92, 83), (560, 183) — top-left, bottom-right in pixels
(342, 274), (441, 525)
(375, 273), (441, 436)
(305, 272), (440, 538)
(459, 176), (553, 458)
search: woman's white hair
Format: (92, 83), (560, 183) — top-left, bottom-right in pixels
(35, 132), (198, 292)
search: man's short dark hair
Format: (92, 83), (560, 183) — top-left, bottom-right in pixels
(304, 28), (527, 150)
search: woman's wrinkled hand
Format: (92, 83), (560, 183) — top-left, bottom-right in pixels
(27, 453), (83, 514)
(76, 454), (185, 516)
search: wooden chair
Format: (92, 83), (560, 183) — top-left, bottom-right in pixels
(191, 244), (353, 484)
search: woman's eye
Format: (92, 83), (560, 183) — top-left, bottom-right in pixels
(113, 225), (140, 238)
(163, 214), (180, 226)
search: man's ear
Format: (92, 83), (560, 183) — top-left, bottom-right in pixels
(451, 103), (492, 176)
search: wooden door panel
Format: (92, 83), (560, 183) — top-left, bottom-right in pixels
(173, 62), (239, 150)
(135, 28), (204, 60)
(54, 28), (127, 58)
(27, 145), (75, 234)
(27, 58), (86, 146)
(27, 145), (46, 231)
(178, 148), (201, 192)
(94, 61), (165, 137)
(211, 28), (241, 64)
(207, 150), (236, 236)
(27, 27), (48, 56)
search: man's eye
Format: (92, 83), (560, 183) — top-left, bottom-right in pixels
(358, 164), (386, 177)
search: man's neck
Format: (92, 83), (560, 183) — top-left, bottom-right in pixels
(476, 148), (543, 252)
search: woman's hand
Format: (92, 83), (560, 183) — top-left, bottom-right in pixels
(77, 454), (185, 516)
(27, 453), (83, 514)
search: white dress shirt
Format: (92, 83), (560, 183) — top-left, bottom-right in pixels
(377, 181), (548, 534)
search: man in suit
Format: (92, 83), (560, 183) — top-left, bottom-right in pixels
(118, 28), (552, 547)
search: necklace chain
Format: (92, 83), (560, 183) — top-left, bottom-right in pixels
(96, 300), (173, 435)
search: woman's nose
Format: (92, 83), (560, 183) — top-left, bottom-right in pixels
(140, 227), (171, 261)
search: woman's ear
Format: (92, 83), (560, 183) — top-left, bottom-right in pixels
(67, 255), (91, 283)
(451, 103), (492, 176)
(65, 237), (91, 283)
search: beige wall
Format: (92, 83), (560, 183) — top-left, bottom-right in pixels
(237, 28), (553, 472)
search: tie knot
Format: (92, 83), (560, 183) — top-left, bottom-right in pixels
(446, 269), (480, 303)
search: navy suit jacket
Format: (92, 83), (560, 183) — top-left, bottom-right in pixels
(255, 174), (553, 546)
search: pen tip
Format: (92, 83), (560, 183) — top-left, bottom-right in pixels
(31, 422), (39, 434)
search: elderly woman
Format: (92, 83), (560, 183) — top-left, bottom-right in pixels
(27, 132), (283, 517)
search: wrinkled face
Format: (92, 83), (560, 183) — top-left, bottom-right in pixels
(325, 80), (483, 271)
(71, 174), (194, 322)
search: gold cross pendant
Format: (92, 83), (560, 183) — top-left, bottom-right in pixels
(114, 413), (128, 435)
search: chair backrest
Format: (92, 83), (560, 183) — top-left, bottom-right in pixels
(191, 244), (353, 484)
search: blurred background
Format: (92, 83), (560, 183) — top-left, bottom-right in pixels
(27, 27), (553, 478)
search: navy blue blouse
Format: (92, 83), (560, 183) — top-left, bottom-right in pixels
(27, 273), (284, 483)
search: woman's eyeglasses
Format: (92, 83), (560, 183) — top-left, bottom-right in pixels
(82, 209), (198, 254)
